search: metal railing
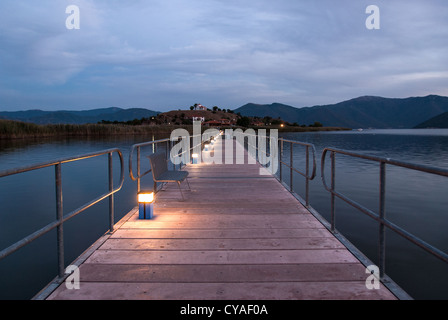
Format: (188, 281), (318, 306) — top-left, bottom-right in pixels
(321, 147), (448, 279)
(279, 139), (317, 207)
(129, 138), (171, 193)
(129, 134), (211, 193)
(0, 148), (124, 278)
(236, 131), (317, 207)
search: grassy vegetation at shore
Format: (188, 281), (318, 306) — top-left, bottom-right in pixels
(0, 119), (188, 140)
(0, 119), (351, 140)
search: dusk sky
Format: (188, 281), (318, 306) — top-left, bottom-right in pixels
(0, 1), (447, 112)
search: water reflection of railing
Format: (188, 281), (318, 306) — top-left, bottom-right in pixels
(321, 147), (448, 280)
(0, 148), (124, 279)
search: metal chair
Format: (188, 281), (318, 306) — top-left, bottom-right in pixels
(148, 152), (191, 201)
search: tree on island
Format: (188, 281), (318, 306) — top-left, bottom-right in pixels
(236, 116), (251, 127)
(309, 121), (323, 127)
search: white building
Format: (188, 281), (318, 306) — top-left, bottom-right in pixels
(194, 104), (207, 111)
(192, 116), (205, 122)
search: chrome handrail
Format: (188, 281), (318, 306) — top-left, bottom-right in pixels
(321, 147), (448, 279)
(129, 138), (171, 192)
(279, 138), (317, 207)
(238, 131), (317, 207)
(0, 148), (124, 278)
(129, 134), (210, 193)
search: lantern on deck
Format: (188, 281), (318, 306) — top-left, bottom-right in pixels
(138, 191), (154, 219)
(192, 153), (199, 164)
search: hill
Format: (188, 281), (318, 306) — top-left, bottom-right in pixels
(235, 103), (302, 120)
(0, 107), (160, 124)
(235, 95), (448, 129)
(414, 111), (448, 128)
(156, 109), (238, 125)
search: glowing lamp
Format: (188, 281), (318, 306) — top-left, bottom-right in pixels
(204, 144), (209, 151)
(138, 191), (154, 219)
(192, 153), (198, 164)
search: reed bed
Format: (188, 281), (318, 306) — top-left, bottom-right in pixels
(0, 120), (188, 140)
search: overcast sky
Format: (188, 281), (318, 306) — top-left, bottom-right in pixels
(0, 0), (447, 112)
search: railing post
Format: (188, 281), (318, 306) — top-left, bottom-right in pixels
(379, 161), (386, 279)
(279, 139), (283, 182)
(255, 131), (259, 163)
(330, 151), (336, 232)
(190, 135), (193, 163)
(305, 146), (310, 207)
(108, 152), (114, 233)
(137, 146), (141, 193)
(166, 140), (169, 162)
(172, 140), (177, 171)
(55, 163), (64, 278)
(290, 142), (293, 192)
(260, 133), (264, 166)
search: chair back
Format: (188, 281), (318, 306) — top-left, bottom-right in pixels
(148, 152), (168, 180)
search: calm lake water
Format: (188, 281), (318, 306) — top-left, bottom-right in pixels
(1, 129), (448, 299)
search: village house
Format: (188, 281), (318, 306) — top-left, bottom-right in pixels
(203, 120), (222, 127)
(193, 104), (207, 111)
(192, 115), (205, 122)
(251, 120), (264, 126)
(203, 118), (234, 127)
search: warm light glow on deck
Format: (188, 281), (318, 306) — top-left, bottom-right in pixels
(138, 192), (154, 203)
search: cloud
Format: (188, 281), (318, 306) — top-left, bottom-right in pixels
(0, 0), (447, 110)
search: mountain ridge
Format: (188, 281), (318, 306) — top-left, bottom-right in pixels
(0, 107), (160, 124)
(2, 94), (448, 128)
(414, 110), (448, 128)
(235, 95), (448, 128)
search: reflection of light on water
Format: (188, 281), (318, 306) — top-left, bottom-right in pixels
(152, 135), (155, 153)
(340, 129), (448, 137)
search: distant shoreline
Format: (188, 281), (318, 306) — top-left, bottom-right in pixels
(0, 119), (350, 140)
(274, 126), (351, 133)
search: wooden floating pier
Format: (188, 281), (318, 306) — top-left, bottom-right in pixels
(45, 137), (397, 300)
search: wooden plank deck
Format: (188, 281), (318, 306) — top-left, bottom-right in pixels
(46, 137), (397, 300)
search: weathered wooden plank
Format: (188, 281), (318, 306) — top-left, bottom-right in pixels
(121, 219), (326, 229)
(47, 281), (396, 300)
(125, 213), (319, 223)
(77, 263), (368, 282)
(99, 237), (345, 250)
(151, 207), (310, 215)
(154, 195), (300, 203)
(110, 228), (334, 239)
(153, 202), (304, 209)
(85, 249), (359, 265)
